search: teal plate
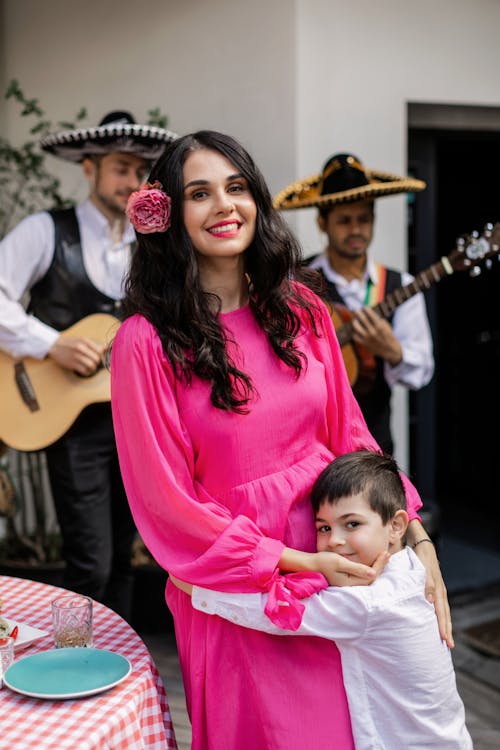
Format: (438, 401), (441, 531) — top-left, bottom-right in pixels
(4, 648), (131, 699)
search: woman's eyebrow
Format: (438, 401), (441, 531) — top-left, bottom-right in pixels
(184, 173), (244, 191)
(184, 179), (208, 190)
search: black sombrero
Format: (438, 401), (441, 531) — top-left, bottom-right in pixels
(273, 153), (426, 211)
(40, 110), (178, 164)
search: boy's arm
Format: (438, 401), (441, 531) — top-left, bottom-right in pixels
(169, 575), (283, 635)
(177, 577), (369, 641)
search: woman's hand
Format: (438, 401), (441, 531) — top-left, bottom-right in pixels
(169, 575), (193, 595)
(407, 520), (453, 648)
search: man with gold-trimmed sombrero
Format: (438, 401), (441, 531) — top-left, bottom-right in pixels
(0, 110), (177, 620)
(274, 153), (434, 454)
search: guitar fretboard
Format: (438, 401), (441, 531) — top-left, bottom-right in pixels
(335, 259), (449, 346)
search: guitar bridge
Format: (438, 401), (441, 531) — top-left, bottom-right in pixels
(14, 362), (40, 412)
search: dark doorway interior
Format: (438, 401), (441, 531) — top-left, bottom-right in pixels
(408, 126), (500, 553)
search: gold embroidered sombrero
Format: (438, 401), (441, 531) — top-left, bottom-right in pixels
(40, 110), (178, 164)
(273, 153), (426, 211)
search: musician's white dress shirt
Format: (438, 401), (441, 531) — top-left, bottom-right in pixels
(309, 254), (434, 390)
(0, 200), (133, 359)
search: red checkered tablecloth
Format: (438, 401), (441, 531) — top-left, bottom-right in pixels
(0, 575), (178, 749)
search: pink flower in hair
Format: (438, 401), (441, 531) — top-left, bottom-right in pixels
(126, 181), (172, 234)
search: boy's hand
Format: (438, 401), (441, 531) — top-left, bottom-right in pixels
(367, 550), (391, 580)
(315, 550), (389, 587)
(169, 575), (193, 595)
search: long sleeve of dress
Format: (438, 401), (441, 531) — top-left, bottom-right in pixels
(111, 315), (284, 592)
(307, 292), (423, 520)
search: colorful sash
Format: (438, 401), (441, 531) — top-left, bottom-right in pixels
(364, 263), (387, 306)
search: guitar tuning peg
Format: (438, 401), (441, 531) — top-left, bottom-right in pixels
(465, 236), (489, 259)
(484, 222), (494, 235)
(456, 237), (465, 248)
(485, 258), (493, 270)
(470, 266), (482, 277)
(471, 230), (479, 239)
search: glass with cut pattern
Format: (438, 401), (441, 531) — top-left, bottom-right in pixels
(52, 594), (93, 648)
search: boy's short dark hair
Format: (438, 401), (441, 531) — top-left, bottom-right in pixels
(311, 450), (406, 524)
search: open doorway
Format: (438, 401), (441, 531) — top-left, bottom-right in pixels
(408, 106), (500, 556)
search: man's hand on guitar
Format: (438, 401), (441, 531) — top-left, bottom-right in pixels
(352, 307), (402, 367)
(49, 336), (104, 376)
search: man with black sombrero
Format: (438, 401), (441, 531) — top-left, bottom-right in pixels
(274, 153), (434, 455)
(0, 111), (177, 620)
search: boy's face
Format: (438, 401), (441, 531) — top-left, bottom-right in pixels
(315, 493), (406, 566)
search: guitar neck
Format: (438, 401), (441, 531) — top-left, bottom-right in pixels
(336, 258), (450, 346)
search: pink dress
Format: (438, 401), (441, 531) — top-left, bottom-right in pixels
(111, 288), (422, 750)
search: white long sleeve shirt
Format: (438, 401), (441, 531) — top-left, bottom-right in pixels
(0, 200), (134, 359)
(309, 254), (434, 390)
(192, 548), (472, 750)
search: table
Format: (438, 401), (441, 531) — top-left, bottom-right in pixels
(0, 575), (178, 750)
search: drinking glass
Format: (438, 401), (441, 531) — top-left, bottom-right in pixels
(51, 594), (93, 648)
(0, 636), (15, 687)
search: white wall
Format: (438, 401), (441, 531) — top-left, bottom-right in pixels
(1, 0), (296, 201)
(3, 0), (500, 467)
(295, 0), (500, 259)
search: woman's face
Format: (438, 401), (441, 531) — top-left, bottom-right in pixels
(182, 148), (257, 264)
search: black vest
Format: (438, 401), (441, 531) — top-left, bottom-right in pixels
(311, 260), (401, 455)
(28, 208), (126, 330)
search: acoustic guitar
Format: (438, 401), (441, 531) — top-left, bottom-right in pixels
(0, 313), (120, 452)
(332, 223), (500, 390)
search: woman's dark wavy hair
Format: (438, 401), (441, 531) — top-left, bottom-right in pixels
(123, 130), (321, 412)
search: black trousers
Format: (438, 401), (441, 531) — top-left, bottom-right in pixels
(45, 403), (136, 621)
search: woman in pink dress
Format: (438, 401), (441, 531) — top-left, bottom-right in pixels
(111, 131), (450, 750)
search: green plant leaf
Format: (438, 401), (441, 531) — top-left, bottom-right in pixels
(147, 107), (169, 129)
(5, 79), (21, 99)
